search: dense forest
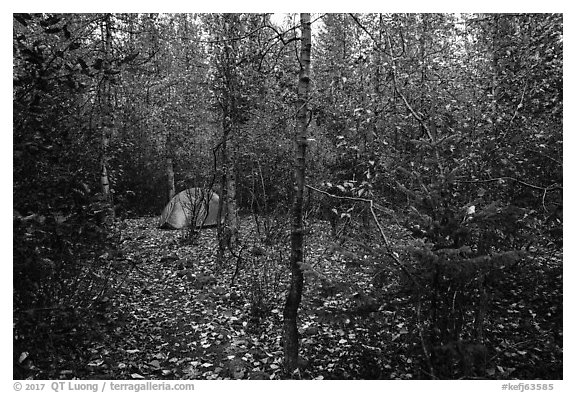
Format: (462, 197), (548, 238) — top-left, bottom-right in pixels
(13, 13), (562, 380)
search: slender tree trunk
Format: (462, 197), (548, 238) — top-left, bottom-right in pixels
(217, 121), (239, 260)
(226, 140), (238, 241)
(215, 14), (240, 264)
(166, 156), (175, 201)
(283, 12), (311, 374)
(165, 126), (176, 201)
(491, 14), (501, 138)
(216, 130), (229, 264)
(100, 14), (115, 225)
(419, 14), (429, 139)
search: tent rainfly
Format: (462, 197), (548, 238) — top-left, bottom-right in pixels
(158, 188), (221, 229)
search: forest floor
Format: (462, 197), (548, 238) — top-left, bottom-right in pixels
(47, 216), (404, 380)
(27, 216), (562, 380)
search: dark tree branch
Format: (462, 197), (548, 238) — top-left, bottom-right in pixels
(456, 177), (562, 192)
(305, 184), (422, 290)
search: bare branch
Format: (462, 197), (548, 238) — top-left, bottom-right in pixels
(525, 147), (562, 166)
(348, 14), (386, 52)
(386, 34), (444, 177)
(456, 177), (562, 192)
(306, 184), (422, 289)
(304, 184), (386, 212)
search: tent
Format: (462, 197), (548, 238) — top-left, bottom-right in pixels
(159, 188), (222, 229)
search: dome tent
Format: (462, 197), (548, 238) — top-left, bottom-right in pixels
(158, 188), (221, 229)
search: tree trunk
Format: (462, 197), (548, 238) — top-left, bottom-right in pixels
(216, 120), (239, 262)
(215, 14), (241, 263)
(166, 156), (175, 201)
(216, 132), (229, 265)
(165, 128), (176, 201)
(419, 14), (429, 139)
(100, 14), (115, 225)
(491, 14), (502, 138)
(283, 12), (312, 374)
(226, 141), (238, 242)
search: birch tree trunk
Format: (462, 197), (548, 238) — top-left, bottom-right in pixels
(166, 156), (175, 201)
(491, 14), (502, 138)
(215, 14), (240, 264)
(165, 125), (176, 201)
(216, 126), (229, 264)
(226, 139), (238, 239)
(283, 12), (312, 374)
(100, 14), (115, 225)
(217, 116), (239, 263)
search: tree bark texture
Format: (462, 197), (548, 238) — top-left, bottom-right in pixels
(491, 14), (502, 138)
(216, 131), (229, 264)
(215, 14), (240, 262)
(283, 12), (312, 374)
(166, 156), (175, 201)
(100, 14), (115, 225)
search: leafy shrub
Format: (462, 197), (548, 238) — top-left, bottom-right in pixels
(13, 208), (117, 378)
